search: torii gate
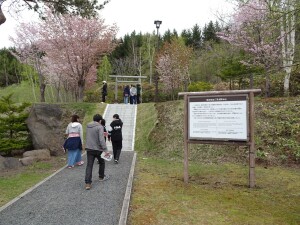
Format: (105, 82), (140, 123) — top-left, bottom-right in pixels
(109, 75), (147, 102)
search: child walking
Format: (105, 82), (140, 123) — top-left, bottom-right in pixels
(108, 114), (123, 164)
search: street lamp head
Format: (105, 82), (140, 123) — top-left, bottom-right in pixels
(154, 20), (162, 29)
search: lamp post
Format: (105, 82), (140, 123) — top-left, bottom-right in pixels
(154, 20), (162, 102)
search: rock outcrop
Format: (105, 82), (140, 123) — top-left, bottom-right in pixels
(26, 104), (66, 156)
(20, 149), (51, 166)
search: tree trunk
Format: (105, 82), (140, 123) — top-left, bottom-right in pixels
(154, 73), (159, 102)
(265, 73), (270, 97)
(78, 79), (85, 102)
(280, 0), (295, 97)
(14, 62), (20, 84)
(56, 78), (61, 102)
(4, 60), (8, 86)
(184, 79), (188, 92)
(250, 74), (253, 89)
(56, 87), (60, 102)
(284, 73), (290, 96)
(0, 5), (6, 26)
(40, 83), (46, 102)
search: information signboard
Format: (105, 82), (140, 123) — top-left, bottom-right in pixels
(188, 95), (248, 141)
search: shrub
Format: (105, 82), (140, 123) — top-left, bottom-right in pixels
(188, 81), (213, 92)
(290, 71), (300, 96)
(0, 94), (32, 155)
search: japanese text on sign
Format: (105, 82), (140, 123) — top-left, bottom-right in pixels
(188, 95), (248, 141)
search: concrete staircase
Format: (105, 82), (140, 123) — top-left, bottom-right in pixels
(103, 104), (137, 151)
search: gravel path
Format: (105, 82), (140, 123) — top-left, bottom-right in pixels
(0, 152), (134, 225)
(0, 104), (137, 225)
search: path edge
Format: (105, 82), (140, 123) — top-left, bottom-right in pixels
(118, 152), (137, 225)
(0, 162), (68, 212)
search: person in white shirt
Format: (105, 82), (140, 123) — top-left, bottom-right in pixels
(64, 115), (84, 168)
(130, 85), (137, 104)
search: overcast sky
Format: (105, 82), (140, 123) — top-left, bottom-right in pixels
(0, 0), (234, 49)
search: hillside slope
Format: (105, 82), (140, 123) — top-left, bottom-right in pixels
(136, 97), (300, 166)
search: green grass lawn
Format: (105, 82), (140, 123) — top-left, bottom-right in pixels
(0, 81), (75, 103)
(129, 158), (300, 225)
(130, 102), (300, 225)
(0, 160), (67, 207)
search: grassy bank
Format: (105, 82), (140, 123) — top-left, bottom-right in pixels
(0, 81), (74, 103)
(136, 98), (300, 165)
(130, 101), (300, 224)
(0, 160), (66, 206)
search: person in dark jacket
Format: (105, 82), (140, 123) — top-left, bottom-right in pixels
(136, 83), (141, 104)
(108, 114), (123, 164)
(84, 114), (109, 190)
(123, 85), (130, 104)
(101, 81), (107, 103)
(97, 119), (108, 164)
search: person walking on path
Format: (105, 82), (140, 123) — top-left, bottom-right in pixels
(130, 85), (137, 104)
(101, 119), (108, 142)
(97, 119), (108, 164)
(64, 114), (84, 168)
(101, 81), (108, 103)
(85, 114), (110, 190)
(123, 85), (130, 104)
(108, 114), (123, 164)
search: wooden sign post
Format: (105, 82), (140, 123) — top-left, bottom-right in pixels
(178, 89), (261, 188)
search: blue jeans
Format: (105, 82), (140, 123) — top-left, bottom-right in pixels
(124, 96), (129, 104)
(131, 95), (137, 104)
(75, 149), (82, 163)
(85, 150), (105, 184)
(67, 149), (80, 166)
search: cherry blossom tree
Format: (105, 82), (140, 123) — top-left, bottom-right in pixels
(218, 0), (281, 97)
(37, 11), (117, 101)
(156, 38), (193, 100)
(10, 22), (47, 102)
(10, 10), (117, 102)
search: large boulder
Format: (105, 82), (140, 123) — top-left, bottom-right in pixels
(23, 149), (51, 160)
(26, 104), (66, 156)
(19, 156), (37, 166)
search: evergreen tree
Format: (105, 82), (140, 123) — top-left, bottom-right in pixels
(172, 29), (179, 39)
(0, 94), (31, 154)
(191, 24), (202, 49)
(163, 29), (180, 44)
(163, 29), (172, 43)
(202, 21), (220, 43)
(181, 29), (193, 46)
(111, 34), (131, 59)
